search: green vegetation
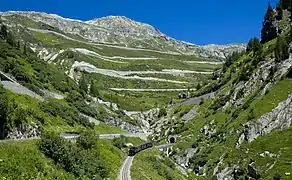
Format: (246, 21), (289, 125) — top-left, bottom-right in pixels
(164, 3), (292, 179)
(40, 99), (94, 128)
(0, 140), (74, 179)
(275, 35), (289, 62)
(113, 135), (128, 149)
(39, 133), (109, 179)
(99, 90), (177, 111)
(0, 85), (9, 139)
(131, 148), (187, 180)
(261, 2), (277, 43)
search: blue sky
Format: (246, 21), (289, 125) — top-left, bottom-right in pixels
(0, 0), (275, 45)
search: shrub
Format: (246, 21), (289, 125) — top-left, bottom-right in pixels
(76, 131), (98, 150)
(113, 135), (127, 149)
(199, 98), (204, 105)
(158, 107), (167, 118)
(40, 100), (93, 128)
(39, 133), (108, 179)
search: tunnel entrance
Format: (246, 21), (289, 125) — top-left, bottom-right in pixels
(169, 137), (176, 143)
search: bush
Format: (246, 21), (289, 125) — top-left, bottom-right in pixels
(76, 131), (98, 150)
(39, 133), (108, 179)
(66, 90), (97, 117)
(40, 100), (93, 128)
(158, 107), (167, 118)
(275, 35), (289, 62)
(150, 156), (174, 180)
(199, 98), (204, 105)
(113, 135), (127, 149)
(190, 154), (208, 167)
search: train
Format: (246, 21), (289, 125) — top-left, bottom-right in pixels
(128, 142), (153, 156)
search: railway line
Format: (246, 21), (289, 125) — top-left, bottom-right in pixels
(120, 156), (134, 180)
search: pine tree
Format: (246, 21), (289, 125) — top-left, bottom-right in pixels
(261, 2), (277, 43)
(0, 24), (7, 40)
(276, 1), (284, 20)
(252, 38), (263, 57)
(0, 85), (8, 139)
(246, 37), (263, 57)
(6, 31), (15, 46)
(275, 35), (289, 62)
(280, 0), (292, 10)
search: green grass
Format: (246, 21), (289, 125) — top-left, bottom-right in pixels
(228, 78), (292, 130)
(228, 128), (292, 180)
(131, 148), (188, 180)
(0, 138), (128, 180)
(99, 90), (177, 111)
(171, 76), (292, 178)
(94, 123), (125, 134)
(0, 140), (74, 179)
(35, 32), (64, 45)
(96, 139), (125, 179)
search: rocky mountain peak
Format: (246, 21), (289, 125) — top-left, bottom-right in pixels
(86, 15), (162, 37)
(0, 11), (246, 59)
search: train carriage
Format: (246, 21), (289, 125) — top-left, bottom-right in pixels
(128, 142), (153, 156)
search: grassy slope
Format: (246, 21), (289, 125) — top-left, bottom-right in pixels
(131, 148), (188, 180)
(0, 138), (128, 180)
(0, 140), (75, 179)
(172, 77), (292, 178)
(2, 15), (218, 111)
(170, 47), (292, 178)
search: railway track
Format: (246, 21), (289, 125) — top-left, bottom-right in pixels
(120, 156), (134, 180)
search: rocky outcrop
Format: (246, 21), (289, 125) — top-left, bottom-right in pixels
(216, 166), (235, 180)
(224, 57), (292, 109)
(172, 148), (198, 169)
(124, 108), (159, 133)
(237, 94), (292, 146)
(181, 107), (197, 121)
(200, 120), (216, 138)
(103, 117), (142, 133)
(6, 123), (41, 139)
(41, 89), (65, 99)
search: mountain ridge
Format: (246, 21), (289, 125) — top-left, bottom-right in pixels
(0, 11), (246, 59)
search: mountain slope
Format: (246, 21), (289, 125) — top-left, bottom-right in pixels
(0, 11), (245, 59)
(150, 20), (292, 179)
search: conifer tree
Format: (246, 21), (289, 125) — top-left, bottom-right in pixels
(261, 2), (277, 43)
(275, 35), (289, 62)
(276, 1), (284, 20)
(0, 24), (7, 40)
(246, 37), (262, 57)
(6, 31), (15, 46)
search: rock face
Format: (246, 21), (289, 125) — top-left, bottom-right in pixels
(224, 57), (292, 109)
(0, 11), (245, 59)
(237, 94), (292, 145)
(103, 117), (142, 133)
(124, 108), (159, 133)
(6, 123), (41, 139)
(216, 166), (235, 180)
(181, 107), (197, 121)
